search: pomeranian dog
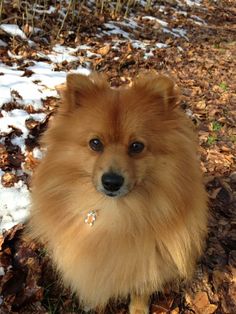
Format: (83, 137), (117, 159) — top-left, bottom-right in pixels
(29, 72), (208, 314)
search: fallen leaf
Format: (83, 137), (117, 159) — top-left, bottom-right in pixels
(190, 291), (218, 314)
(97, 44), (110, 56)
(1, 172), (17, 187)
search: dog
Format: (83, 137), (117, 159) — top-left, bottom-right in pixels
(29, 72), (208, 313)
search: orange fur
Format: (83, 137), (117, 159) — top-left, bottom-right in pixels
(29, 72), (208, 312)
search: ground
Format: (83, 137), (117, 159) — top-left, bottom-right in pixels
(0, 0), (235, 313)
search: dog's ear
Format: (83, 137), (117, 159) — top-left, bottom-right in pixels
(60, 73), (108, 112)
(133, 72), (179, 111)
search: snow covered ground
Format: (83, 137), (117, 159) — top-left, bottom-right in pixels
(0, 0), (206, 233)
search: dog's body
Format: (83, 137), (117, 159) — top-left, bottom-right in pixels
(30, 73), (208, 313)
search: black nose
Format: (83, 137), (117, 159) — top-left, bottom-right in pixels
(102, 172), (124, 192)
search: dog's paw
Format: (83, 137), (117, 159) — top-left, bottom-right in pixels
(129, 293), (150, 314)
(129, 304), (149, 314)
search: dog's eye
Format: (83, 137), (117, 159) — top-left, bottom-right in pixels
(89, 138), (104, 152)
(129, 142), (145, 155)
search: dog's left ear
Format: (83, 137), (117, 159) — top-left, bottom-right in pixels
(133, 72), (179, 111)
(59, 72), (108, 112)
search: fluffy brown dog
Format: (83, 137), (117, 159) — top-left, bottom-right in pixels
(29, 72), (208, 314)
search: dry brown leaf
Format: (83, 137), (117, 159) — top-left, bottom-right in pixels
(25, 118), (40, 130)
(196, 100), (207, 110)
(23, 152), (40, 172)
(189, 291), (218, 314)
(1, 172), (17, 187)
(97, 44), (110, 56)
(209, 187), (222, 199)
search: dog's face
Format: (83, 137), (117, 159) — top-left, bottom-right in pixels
(48, 72), (179, 199)
(87, 110), (149, 198)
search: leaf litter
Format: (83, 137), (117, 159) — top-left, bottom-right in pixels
(0, 0), (235, 313)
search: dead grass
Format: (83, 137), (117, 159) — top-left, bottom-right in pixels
(0, 0), (153, 38)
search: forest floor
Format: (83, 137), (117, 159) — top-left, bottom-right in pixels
(0, 0), (235, 313)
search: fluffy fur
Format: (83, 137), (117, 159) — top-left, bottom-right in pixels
(29, 72), (208, 313)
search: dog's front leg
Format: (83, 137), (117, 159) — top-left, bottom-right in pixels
(129, 293), (150, 314)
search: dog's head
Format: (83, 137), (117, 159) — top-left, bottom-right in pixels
(47, 72), (180, 199)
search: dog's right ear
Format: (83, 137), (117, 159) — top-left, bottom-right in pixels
(59, 73), (108, 112)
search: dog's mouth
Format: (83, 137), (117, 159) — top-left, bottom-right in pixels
(101, 189), (129, 198)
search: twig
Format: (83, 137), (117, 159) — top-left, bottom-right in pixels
(0, 15), (24, 24)
(57, 0), (73, 38)
(40, 0), (47, 30)
(115, 0), (122, 17)
(0, 0), (3, 23)
(125, 0), (133, 18)
(145, 0), (152, 11)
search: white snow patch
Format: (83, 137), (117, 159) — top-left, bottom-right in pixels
(131, 41), (150, 49)
(131, 40), (167, 50)
(11, 136), (26, 152)
(7, 50), (23, 60)
(0, 72), (48, 109)
(175, 10), (188, 17)
(163, 27), (188, 40)
(0, 39), (7, 47)
(37, 44), (80, 63)
(52, 44), (77, 54)
(33, 5), (56, 14)
(139, 0), (147, 6)
(0, 110), (46, 133)
(37, 51), (78, 64)
(184, 0), (202, 6)
(28, 26), (42, 34)
(0, 24), (27, 40)
(0, 178), (30, 234)
(0, 60), (90, 108)
(159, 6), (166, 13)
(0, 63), (46, 108)
(0, 267), (5, 276)
(142, 16), (168, 27)
(0, 63), (22, 75)
(191, 15), (207, 25)
(77, 44), (92, 50)
(32, 147), (44, 159)
(28, 40), (36, 48)
(0, 109), (46, 152)
(144, 51), (154, 59)
(172, 28), (188, 39)
(0, 109), (30, 135)
(29, 61), (90, 87)
(104, 23), (131, 39)
(156, 43), (168, 48)
(125, 19), (139, 29)
(86, 51), (101, 58)
(115, 19), (139, 30)
(186, 108), (194, 117)
(71, 67), (91, 76)
(0, 24), (36, 47)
